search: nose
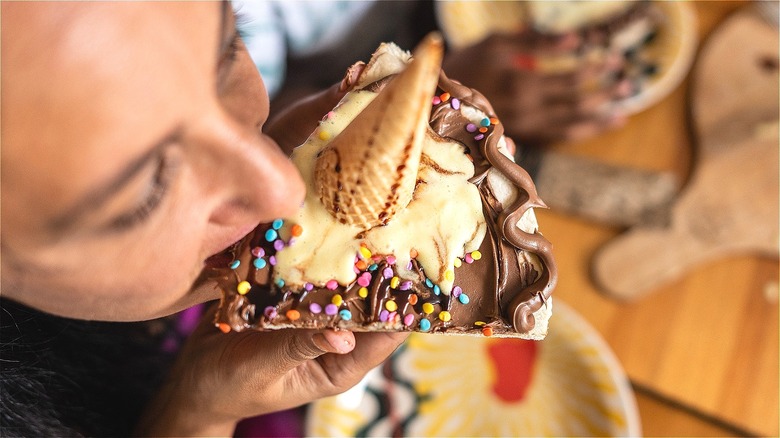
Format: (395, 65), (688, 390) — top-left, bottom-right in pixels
(199, 112), (306, 227)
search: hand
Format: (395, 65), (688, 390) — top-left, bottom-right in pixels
(443, 32), (630, 146)
(137, 304), (408, 436)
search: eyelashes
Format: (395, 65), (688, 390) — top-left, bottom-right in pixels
(106, 153), (175, 232)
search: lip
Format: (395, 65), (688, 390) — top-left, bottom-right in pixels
(203, 221), (261, 268)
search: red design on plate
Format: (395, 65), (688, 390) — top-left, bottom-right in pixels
(487, 339), (538, 403)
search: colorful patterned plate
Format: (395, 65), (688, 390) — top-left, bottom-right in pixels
(306, 300), (641, 436)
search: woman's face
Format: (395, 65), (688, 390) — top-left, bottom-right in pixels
(1, 2), (305, 321)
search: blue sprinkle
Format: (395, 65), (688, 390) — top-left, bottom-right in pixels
(425, 278), (433, 288)
(339, 309), (352, 321)
(275, 278), (285, 288)
(480, 117), (491, 127)
(419, 318), (431, 331)
(265, 229), (278, 242)
(433, 285), (441, 295)
(459, 293), (470, 305)
(272, 218), (284, 230)
(368, 263), (378, 272)
(253, 258), (267, 269)
(229, 260), (240, 269)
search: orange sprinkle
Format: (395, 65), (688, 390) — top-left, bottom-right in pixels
(217, 323), (231, 333)
(478, 127), (488, 133)
(410, 248), (419, 258)
(355, 260), (368, 270)
(440, 92), (451, 102)
(482, 327), (494, 337)
(408, 294), (419, 305)
(360, 242), (367, 248)
(286, 309), (301, 321)
(291, 224), (303, 237)
(489, 117), (499, 125)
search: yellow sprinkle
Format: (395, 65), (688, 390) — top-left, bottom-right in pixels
(453, 258), (462, 268)
(438, 311), (452, 322)
(331, 294), (344, 306)
(318, 130), (330, 141)
(385, 300), (398, 312)
(358, 287), (368, 298)
(474, 321), (486, 326)
(444, 269), (455, 282)
(359, 247), (372, 260)
(390, 276), (400, 289)
(237, 281), (251, 295)
(471, 250), (482, 261)
(422, 303), (434, 314)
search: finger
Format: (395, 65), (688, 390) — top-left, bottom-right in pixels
(313, 331), (409, 393)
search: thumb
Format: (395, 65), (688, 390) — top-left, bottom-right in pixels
(257, 329), (357, 374)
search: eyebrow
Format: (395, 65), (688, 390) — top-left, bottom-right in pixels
(48, 129), (181, 234)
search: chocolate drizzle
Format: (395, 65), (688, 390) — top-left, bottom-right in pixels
(430, 72), (558, 333)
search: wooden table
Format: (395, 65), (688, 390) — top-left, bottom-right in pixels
(538, 1), (779, 436)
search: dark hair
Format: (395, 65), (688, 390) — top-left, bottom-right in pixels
(0, 297), (177, 437)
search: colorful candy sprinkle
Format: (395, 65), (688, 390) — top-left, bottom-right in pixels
(452, 286), (462, 297)
(326, 280), (339, 290)
(331, 294), (343, 306)
(379, 309), (389, 322)
(438, 311), (452, 322)
(440, 92), (451, 102)
(291, 224), (304, 237)
(309, 303), (322, 314)
(410, 248), (419, 258)
(451, 98), (461, 110)
(318, 130), (330, 141)
(359, 247), (372, 260)
(325, 304), (338, 316)
(425, 278), (434, 288)
(368, 263), (379, 272)
(471, 250), (482, 261)
(272, 219), (284, 230)
(358, 287), (369, 298)
(466, 123), (477, 133)
(273, 239), (285, 251)
(444, 270), (455, 282)
(422, 303), (434, 314)
(459, 293), (470, 304)
(432, 96), (442, 105)
(474, 321), (486, 326)
(264, 306), (277, 319)
(385, 300), (398, 312)
(253, 258), (267, 269)
(237, 281), (251, 295)
(433, 285), (441, 295)
(355, 260), (368, 271)
(304, 282), (314, 291)
(217, 323), (231, 333)
(269, 255), (277, 266)
(251, 247), (265, 257)
(382, 267), (393, 279)
(275, 278), (285, 288)
(229, 260), (240, 269)
(390, 276), (400, 289)
(454, 258), (462, 268)
(474, 134), (485, 141)
(419, 319), (432, 331)
(286, 309), (301, 321)
(404, 314), (415, 326)
(357, 272), (372, 287)
(386, 255), (397, 265)
(339, 309), (352, 321)
(265, 229), (278, 242)
(480, 117), (491, 127)
(465, 253), (474, 264)
(482, 327), (494, 337)
(408, 294), (418, 305)
(400, 281), (412, 291)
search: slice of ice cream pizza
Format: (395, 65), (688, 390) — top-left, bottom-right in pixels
(210, 34), (557, 339)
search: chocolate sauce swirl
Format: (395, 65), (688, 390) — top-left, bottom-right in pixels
(430, 72), (558, 334)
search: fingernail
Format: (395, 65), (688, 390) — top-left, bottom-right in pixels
(313, 331), (355, 354)
(312, 333), (338, 354)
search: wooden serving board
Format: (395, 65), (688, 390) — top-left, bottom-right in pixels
(592, 6), (779, 300)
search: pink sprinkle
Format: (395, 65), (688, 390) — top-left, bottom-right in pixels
(325, 304), (338, 316)
(326, 279), (339, 290)
(474, 134), (485, 141)
(353, 266), (361, 274)
(264, 306), (277, 319)
(382, 267), (393, 279)
(386, 255), (397, 265)
(451, 98), (461, 110)
(304, 283), (314, 291)
(466, 123), (477, 133)
(357, 273), (372, 287)
(251, 247), (265, 257)
(389, 311), (398, 323)
(404, 314), (415, 326)
(273, 239), (285, 251)
(432, 96), (442, 105)
(287, 237), (296, 246)
(325, 111), (335, 119)
(269, 255), (277, 266)
(379, 309), (389, 322)
(452, 286), (463, 297)
(465, 254), (474, 264)
(400, 281), (413, 291)
(309, 303), (322, 314)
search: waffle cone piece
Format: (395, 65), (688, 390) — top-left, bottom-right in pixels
(315, 34), (443, 230)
